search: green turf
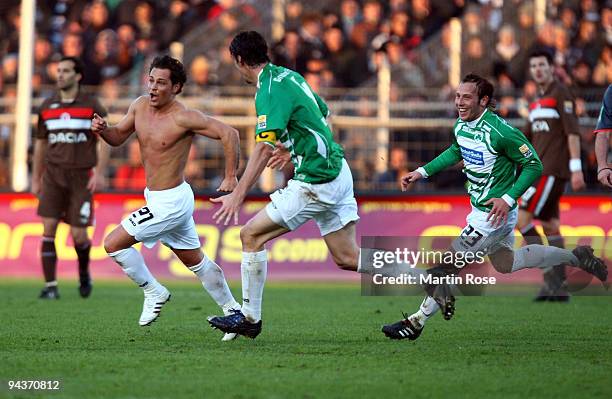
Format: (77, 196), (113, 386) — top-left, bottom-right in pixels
(1, 279), (611, 399)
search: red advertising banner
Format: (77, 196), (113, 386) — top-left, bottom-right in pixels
(0, 193), (610, 282)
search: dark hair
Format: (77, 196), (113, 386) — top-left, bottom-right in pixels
(229, 31), (271, 67)
(59, 56), (84, 76)
(461, 73), (496, 110)
(528, 49), (554, 65)
(149, 55), (187, 94)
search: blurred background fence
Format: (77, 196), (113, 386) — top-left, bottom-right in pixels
(0, 0), (610, 194)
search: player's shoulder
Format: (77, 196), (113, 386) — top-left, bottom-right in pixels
(482, 110), (518, 137)
(551, 81), (575, 101)
(39, 93), (60, 111)
(130, 95), (149, 110)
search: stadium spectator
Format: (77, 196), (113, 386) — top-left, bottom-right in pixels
(189, 54), (212, 89)
(592, 45), (612, 86)
(339, 0), (361, 39)
(462, 36), (492, 78)
(323, 26), (360, 87)
(410, 0), (443, 41)
(495, 25), (520, 65)
(284, 1), (304, 31)
(116, 23), (138, 73)
(375, 147), (411, 190)
(272, 30), (302, 71)
(32, 56), (108, 300)
(133, 1), (155, 40)
(112, 138), (146, 191)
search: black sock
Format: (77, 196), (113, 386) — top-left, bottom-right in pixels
(75, 242), (91, 282)
(41, 237), (57, 283)
(519, 224), (544, 245)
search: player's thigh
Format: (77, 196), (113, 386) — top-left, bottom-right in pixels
(65, 171), (94, 227)
(104, 224), (138, 253)
(160, 216), (202, 256)
(452, 208), (517, 261)
(516, 208), (533, 230)
(37, 170), (68, 221)
(241, 207), (290, 251)
(323, 221), (359, 270)
(267, 180), (320, 231)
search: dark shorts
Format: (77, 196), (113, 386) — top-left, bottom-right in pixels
(37, 166), (94, 227)
(519, 175), (567, 221)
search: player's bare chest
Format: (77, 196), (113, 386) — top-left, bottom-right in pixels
(135, 114), (183, 148)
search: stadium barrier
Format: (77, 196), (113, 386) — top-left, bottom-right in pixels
(0, 193), (610, 286)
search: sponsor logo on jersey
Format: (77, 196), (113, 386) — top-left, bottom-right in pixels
(531, 120), (550, 132)
(459, 146), (484, 165)
(273, 70), (290, 82)
(48, 132), (88, 144)
(518, 144), (533, 158)
(257, 115), (267, 129)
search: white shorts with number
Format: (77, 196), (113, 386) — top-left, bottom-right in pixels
(265, 159), (360, 236)
(451, 206), (518, 258)
(121, 181), (201, 249)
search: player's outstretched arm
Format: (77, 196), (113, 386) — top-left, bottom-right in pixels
(92, 98), (138, 146)
(595, 132), (612, 188)
(211, 142), (274, 225)
(175, 109), (240, 192)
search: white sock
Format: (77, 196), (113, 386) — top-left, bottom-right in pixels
(409, 296), (439, 327)
(188, 255), (240, 312)
(241, 250), (267, 322)
(108, 247), (163, 295)
(512, 245), (578, 273)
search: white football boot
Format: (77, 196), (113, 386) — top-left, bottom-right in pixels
(139, 286), (171, 326)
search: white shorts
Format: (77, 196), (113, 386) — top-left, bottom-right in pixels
(451, 206), (518, 257)
(266, 159), (360, 236)
(121, 181), (201, 249)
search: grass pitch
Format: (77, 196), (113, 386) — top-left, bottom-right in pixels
(1, 279), (611, 399)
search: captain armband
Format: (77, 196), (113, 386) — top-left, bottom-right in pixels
(255, 131), (277, 146)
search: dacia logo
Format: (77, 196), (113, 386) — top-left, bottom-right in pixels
(532, 120), (550, 132)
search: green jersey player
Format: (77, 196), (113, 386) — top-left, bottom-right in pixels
(209, 31), (382, 339)
(382, 74), (608, 341)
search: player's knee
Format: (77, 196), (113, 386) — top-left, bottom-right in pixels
(104, 235), (120, 255)
(240, 223), (262, 251)
(332, 250), (358, 271)
(489, 249), (514, 274)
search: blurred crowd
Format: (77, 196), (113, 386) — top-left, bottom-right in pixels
(0, 0), (611, 192)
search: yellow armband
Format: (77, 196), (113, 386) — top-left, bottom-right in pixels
(255, 131), (277, 145)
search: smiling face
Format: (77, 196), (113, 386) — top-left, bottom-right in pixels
(147, 68), (180, 108)
(455, 82), (486, 122)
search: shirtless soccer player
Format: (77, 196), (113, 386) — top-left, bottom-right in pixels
(92, 56), (241, 337)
